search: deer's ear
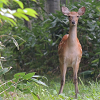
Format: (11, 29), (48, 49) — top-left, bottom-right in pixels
(62, 6), (70, 16)
(78, 7), (85, 16)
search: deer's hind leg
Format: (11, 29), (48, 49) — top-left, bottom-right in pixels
(73, 62), (79, 99)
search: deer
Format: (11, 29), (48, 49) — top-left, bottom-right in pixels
(58, 6), (85, 99)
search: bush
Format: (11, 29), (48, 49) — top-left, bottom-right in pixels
(1, 0), (100, 77)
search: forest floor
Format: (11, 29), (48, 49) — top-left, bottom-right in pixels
(2, 74), (100, 100)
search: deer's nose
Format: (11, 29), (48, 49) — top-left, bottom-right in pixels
(72, 21), (75, 24)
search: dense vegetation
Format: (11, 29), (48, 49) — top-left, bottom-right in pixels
(0, 0), (100, 99)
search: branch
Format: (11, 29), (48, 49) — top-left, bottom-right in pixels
(35, 2), (48, 14)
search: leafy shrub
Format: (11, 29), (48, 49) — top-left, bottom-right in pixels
(0, 68), (47, 100)
(1, 0), (100, 77)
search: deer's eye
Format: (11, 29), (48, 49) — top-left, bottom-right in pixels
(68, 16), (70, 18)
(77, 16), (79, 17)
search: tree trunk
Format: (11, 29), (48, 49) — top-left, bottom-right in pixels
(61, 0), (66, 5)
(24, 0), (32, 30)
(45, 0), (60, 13)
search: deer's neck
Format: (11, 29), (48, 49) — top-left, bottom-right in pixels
(68, 25), (77, 46)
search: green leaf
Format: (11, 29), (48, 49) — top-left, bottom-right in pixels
(31, 0), (37, 2)
(32, 78), (47, 87)
(32, 75), (48, 81)
(0, 67), (12, 76)
(23, 8), (38, 18)
(91, 59), (99, 63)
(53, 90), (57, 95)
(23, 72), (35, 80)
(19, 13), (29, 21)
(0, 0), (9, 7)
(80, 70), (94, 75)
(12, 35), (26, 42)
(96, 6), (100, 12)
(17, 8), (24, 13)
(0, 3), (3, 8)
(21, 89), (30, 94)
(14, 72), (26, 78)
(13, 0), (24, 9)
(31, 92), (39, 100)
(24, 8), (37, 15)
(13, 12), (29, 21)
(13, 12), (22, 18)
(58, 93), (66, 99)
(0, 15), (17, 26)
(11, 37), (19, 50)
(7, 81), (13, 86)
(96, 52), (100, 55)
(4, 13), (15, 19)
(6, 17), (17, 26)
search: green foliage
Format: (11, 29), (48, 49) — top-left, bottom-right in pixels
(0, 69), (47, 100)
(2, 0), (99, 78)
(0, 0), (37, 26)
(64, 0), (100, 77)
(46, 0), (100, 77)
(0, 67), (12, 76)
(1, 0), (100, 99)
(0, 1), (48, 99)
(1, 77), (100, 99)
(14, 0), (24, 9)
(0, 0), (38, 71)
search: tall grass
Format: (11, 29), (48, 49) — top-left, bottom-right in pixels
(2, 76), (100, 100)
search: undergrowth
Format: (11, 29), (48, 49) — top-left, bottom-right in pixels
(1, 74), (100, 100)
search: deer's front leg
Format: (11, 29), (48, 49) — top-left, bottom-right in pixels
(59, 63), (67, 94)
